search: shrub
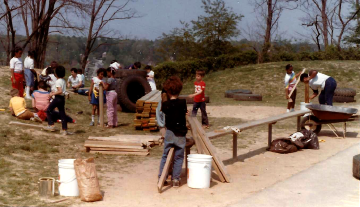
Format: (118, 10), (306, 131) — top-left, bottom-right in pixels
(153, 51), (258, 88)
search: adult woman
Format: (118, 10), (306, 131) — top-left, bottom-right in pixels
(24, 51), (37, 99)
(300, 70), (337, 106)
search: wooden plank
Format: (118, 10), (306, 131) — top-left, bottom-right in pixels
(187, 116), (205, 154)
(90, 151), (149, 156)
(88, 135), (160, 144)
(191, 116), (231, 182)
(9, 121), (45, 129)
(89, 147), (149, 152)
(84, 140), (144, 149)
(99, 84), (104, 127)
(138, 90), (158, 102)
(206, 110), (311, 139)
(157, 148), (174, 193)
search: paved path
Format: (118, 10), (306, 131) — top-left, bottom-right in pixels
(230, 143), (360, 207)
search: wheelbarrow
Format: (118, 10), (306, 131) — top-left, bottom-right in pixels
(300, 104), (359, 137)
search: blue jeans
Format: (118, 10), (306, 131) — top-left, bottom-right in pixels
(158, 130), (186, 180)
(319, 77), (337, 106)
(192, 101), (209, 126)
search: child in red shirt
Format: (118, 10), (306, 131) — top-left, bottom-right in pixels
(189, 70), (209, 128)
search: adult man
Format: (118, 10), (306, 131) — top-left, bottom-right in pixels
(300, 70), (337, 106)
(67, 68), (83, 90)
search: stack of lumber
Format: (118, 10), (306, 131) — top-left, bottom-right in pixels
(187, 116), (231, 183)
(134, 90), (161, 131)
(85, 135), (162, 156)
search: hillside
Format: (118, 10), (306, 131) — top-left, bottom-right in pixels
(181, 60), (360, 107)
(0, 60), (359, 205)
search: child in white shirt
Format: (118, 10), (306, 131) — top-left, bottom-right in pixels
(88, 68), (106, 126)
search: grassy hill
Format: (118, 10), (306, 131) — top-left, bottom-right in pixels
(0, 60), (359, 205)
(182, 60), (360, 106)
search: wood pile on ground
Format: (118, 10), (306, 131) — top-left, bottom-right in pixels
(134, 90), (161, 131)
(187, 116), (231, 183)
(85, 135), (162, 156)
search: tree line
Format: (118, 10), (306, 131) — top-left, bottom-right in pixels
(1, 0), (360, 70)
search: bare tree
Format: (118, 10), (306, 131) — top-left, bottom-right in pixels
(252, 0), (298, 62)
(302, 15), (322, 51)
(18, 0), (84, 68)
(337, 0), (360, 50)
(300, 0), (340, 49)
(81, 0), (137, 69)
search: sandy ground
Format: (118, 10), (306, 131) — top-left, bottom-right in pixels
(76, 105), (360, 207)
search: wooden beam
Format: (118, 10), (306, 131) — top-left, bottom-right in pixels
(190, 116), (231, 183)
(99, 84), (104, 127)
(88, 147), (149, 152)
(305, 82), (310, 103)
(206, 110), (310, 139)
(9, 121), (44, 129)
(233, 132), (238, 160)
(89, 151), (149, 156)
(84, 140), (145, 149)
(158, 148), (174, 193)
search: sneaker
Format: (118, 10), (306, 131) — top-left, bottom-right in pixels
(43, 125), (56, 132)
(290, 108), (295, 112)
(60, 130), (73, 135)
(202, 125), (210, 129)
(33, 116), (42, 123)
(89, 121), (94, 126)
(172, 179), (180, 188)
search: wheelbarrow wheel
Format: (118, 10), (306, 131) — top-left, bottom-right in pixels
(301, 115), (322, 134)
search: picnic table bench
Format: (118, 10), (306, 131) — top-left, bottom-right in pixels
(206, 109), (311, 159)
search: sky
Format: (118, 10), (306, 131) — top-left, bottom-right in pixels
(111, 0), (311, 41)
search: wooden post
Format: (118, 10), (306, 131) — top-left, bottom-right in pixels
(99, 84), (104, 127)
(343, 122), (347, 139)
(233, 132), (238, 159)
(305, 82), (310, 103)
(297, 116), (301, 131)
(268, 124), (273, 149)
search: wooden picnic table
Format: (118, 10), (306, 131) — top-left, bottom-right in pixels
(206, 109), (311, 159)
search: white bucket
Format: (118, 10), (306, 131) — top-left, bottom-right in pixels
(300, 102), (312, 111)
(187, 154), (213, 189)
(58, 159), (79, 197)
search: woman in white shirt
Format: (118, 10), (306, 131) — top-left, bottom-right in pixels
(24, 51), (37, 99)
(300, 70), (337, 106)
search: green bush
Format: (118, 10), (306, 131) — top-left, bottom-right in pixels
(153, 51), (257, 88)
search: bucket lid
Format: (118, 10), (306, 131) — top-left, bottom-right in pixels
(187, 154), (212, 159)
(58, 159), (76, 164)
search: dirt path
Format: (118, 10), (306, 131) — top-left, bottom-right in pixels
(76, 105), (360, 207)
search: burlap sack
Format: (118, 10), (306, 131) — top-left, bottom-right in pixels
(74, 158), (103, 202)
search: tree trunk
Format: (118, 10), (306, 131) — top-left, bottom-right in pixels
(321, 0), (328, 48)
(261, 0), (273, 63)
(4, 0), (16, 57)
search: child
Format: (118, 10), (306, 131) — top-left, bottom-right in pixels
(32, 81), (75, 123)
(24, 51), (36, 99)
(88, 68), (106, 126)
(109, 60), (121, 70)
(284, 64), (302, 112)
(45, 67), (57, 93)
(67, 68), (83, 90)
(77, 68), (86, 88)
(189, 69), (209, 128)
(101, 68), (117, 128)
(128, 61), (141, 70)
(158, 76), (188, 188)
(9, 88), (41, 122)
(44, 65), (71, 135)
(145, 65), (157, 91)
(10, 47), (24, 97)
